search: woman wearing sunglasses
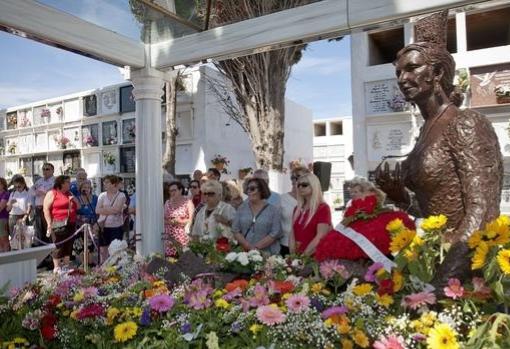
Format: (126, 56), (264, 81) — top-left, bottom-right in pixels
(191, 180), (236, 241)
(289, 173), (332, 256)
(232, 177), (282, 255)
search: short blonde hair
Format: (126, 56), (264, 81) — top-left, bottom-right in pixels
(347, 177), (386, 204)
(201, 180), (223, 199)
(225, 180), (242, 199)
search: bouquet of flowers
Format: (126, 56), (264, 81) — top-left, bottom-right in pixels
(126, 123), (136, 138)
(40, 108), (51, 118)
(83, 135), (96, 147)
(6, 113), (17, 127)
(495, 84), (510, 97)
(54, 135), (70, 149)
(211, 154), (229, 166)
(103, 152), (116, 166)
(224, 250), (264, 274)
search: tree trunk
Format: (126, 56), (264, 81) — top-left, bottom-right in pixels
(162, 73), (178, 176)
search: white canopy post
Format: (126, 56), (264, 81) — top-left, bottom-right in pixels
(127, 67), (165, 256)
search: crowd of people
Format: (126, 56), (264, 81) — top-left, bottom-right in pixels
(165, 166), (338, 259)
(0, 164), (134, 273)
(1, 161), (415, 272)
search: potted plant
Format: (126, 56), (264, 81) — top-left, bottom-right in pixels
(126, 123), (136, 139)
(83, 135), (97, 147)
(495, 84), (510, 104)
(54, 135), (70, 149)
(103, 152), (116, 172)
(7, 142), (16, 155)
(211, 154), (229, 172)
(238, 167), (252, 179)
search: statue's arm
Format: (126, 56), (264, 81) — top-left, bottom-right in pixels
(448, 112), (503, 242)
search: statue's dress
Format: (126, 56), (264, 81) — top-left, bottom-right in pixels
(402, 109), (502, 242)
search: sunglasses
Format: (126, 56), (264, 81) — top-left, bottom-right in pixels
(247, 186), (259, 192)
(203, 192), (216, 197)
(291, 175), (300, 182)
(297, 183), (310, 188)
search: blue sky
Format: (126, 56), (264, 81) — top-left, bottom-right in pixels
(0, 1), (352, 119)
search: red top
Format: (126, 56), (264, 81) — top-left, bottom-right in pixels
(293, 202), (332, 254)
(51, 189), (78, 223)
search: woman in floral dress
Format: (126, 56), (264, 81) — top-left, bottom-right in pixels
(164, 181), (194, 257)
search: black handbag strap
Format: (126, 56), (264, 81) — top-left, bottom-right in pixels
(244, 203), (269, 238)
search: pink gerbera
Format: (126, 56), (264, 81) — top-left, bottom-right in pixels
(373, 334), (406, 349)
(319, 260), (349, 280)
(256, 305), (286, 325)
(444, 278), (464, 300)
(402, 291), (436, 310)
(285, 294), (310, 313)
(149, 294), (175, 313)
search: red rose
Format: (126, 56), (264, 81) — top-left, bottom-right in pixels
(215, 237), (231, 253)
(345, 195), (378, 217)
(41, 325), (56, 341)
(377, 279), (395, 296)
(41, 313), (57, 327)
(47, 295), (61, 308)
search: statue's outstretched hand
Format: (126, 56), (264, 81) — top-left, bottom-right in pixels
(375, 162), (409, 205)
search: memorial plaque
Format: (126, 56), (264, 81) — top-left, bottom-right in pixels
(17, 110), (32, 128)
(367, 123), (414, 162)
(63, 127), (80, 149)
(102, 121), (118, 145)
(120, 85), (135, 113)
(48, 103), (63, 124)
(47, 130), (60, 151)
(175, 144), (193, 174)
(123, 177), (136, 195)
(122, 119), (136, 144)
(471, 64), (510, 106)
(82, 124), (99, 147)
(177, 111), (193, 138)
(365, 79), (408, 115)
(83, 152), (100, 178)
(83, 95), (97, 116)
(64, 99), (80, 122)
(101, 89), (119, 115)
(33, 156), (47, 177)
(120, 146), (136, 173)
(34, 133), (47, 152)
(62, 151), (81, 176)
(491, 122), (510, 156)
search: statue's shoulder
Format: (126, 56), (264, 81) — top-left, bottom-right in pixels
(446, 108), (499, 147)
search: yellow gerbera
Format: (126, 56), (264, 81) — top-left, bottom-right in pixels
(421, 214), (448, 231)
(386, 218), (404, 233)
(352, 330), (370, 348)
(392, 271), (404, 292)
(497, 249), (510, 275)
(113, 321), (138, 343)
(341, 339), (354, 349)
(375, 294), (394, 308)
(426, 323), (459, 349)
(353, 283), (373, 296)
(106, 307), (120, 325)
(389, 229), (416, 253)
(215, 298), (231, 309)
(468, 230), (484, 249)
(311, 282), (324, 294)
(471, 242), (489, 270)
(249, 324), (262, 335)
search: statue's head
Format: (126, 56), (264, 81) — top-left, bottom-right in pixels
(394, 43), (461, 106)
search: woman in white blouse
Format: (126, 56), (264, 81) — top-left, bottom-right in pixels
(7, 176), (32, 239)
(191, 180), (236, 241)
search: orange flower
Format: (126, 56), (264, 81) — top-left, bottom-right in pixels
(272, 280), (295, 294)
(225, 279), (249, 292)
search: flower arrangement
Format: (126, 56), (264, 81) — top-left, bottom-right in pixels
(83, 135), (97, 147)
(6, 113), (17, 127)
(54, 135), (70, 149)
(224, 250), (264, 274)
(387, 93), (407, 112)
(103, 152), (116, 166)
(40, 108), (51, 118)
(495, 84), (510, 97)
(126, 123), (136, 138)
(7, 142), (16, 155)
(211, 154), (229, 166)
(4, 214), (510, 348)
(106, 136), (117, 145)
(454, 68), (470, 93)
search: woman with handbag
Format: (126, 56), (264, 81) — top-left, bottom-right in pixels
(96, 175), (126, 263)
(43, 175), (80, 273)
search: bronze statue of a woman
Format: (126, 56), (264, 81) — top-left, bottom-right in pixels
(376, 12), (503, 285)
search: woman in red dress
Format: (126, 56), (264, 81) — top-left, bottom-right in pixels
(289, 173), (332, 256)
(315, 177), (415, 262)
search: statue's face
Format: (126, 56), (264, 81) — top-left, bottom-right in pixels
(395, 50), (435, 102)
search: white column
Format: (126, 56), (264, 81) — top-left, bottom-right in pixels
(130, 69), (164, 256)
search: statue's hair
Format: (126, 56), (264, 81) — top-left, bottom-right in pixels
(395, 42), (463, 107)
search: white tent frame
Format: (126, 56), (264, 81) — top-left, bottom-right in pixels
(0, 0), (492, 256)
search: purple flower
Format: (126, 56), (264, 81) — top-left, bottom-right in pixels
(140, 307), (151, 326)
(149, 294), (175, 313)
(181, 322), (192, 334)
(188, 289), (213, 310)
(364, 262), (384, 282)
(310, 297), (325, 312)
(321, 305), (348, 319)
(231, 322), (242, 333)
